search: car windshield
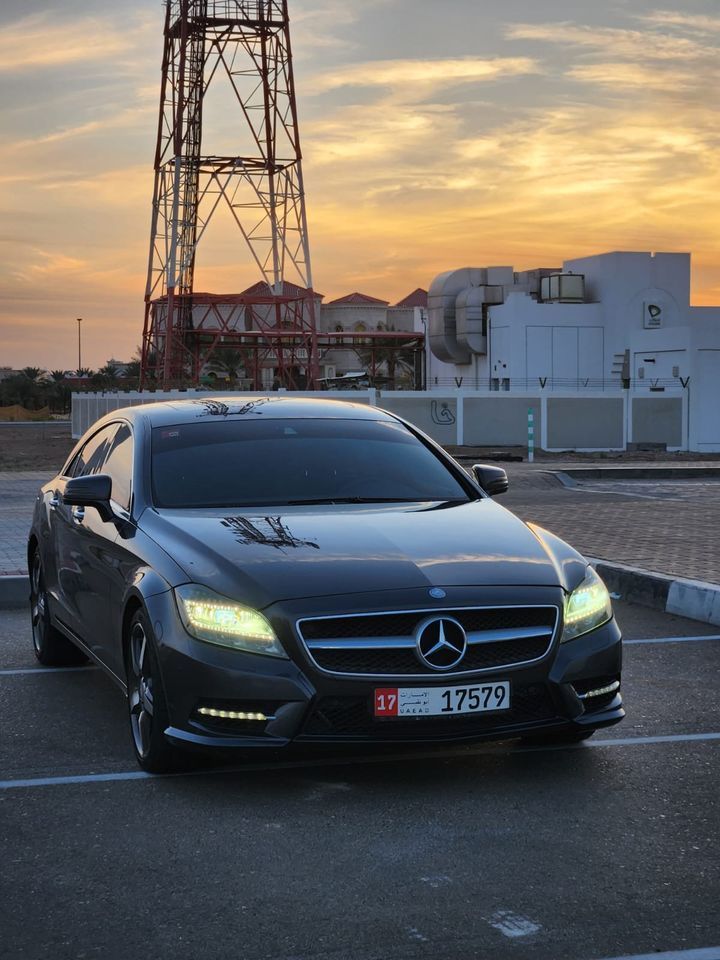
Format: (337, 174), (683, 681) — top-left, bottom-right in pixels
(151, 418), (471, 508)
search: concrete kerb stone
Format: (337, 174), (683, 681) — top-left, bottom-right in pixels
(0, 576), (29, 611)
(590, 558), (720, 628)
(559, 466), (720, 482)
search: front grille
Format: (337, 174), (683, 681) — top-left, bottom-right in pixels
(297, 606), (558, 677)
(313, 636), (550, 676)
(301, 607), (554, 640)
(302, 685), (557, 739)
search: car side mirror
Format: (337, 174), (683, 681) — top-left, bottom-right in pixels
(472, 465), (509, 497)
(63, 474), (114, 521)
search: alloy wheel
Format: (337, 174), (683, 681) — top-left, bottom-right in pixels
(128, 622), (155, 759)
(30, 555), (47, 655)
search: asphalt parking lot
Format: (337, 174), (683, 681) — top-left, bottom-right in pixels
(1, 601), (719, 960)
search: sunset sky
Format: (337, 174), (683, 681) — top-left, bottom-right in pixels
(0, 0), (719, 370)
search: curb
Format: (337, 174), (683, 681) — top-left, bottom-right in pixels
(0, 576), (29, 610)
(590, 558), (720, 627)
(559, 466), (720, 482)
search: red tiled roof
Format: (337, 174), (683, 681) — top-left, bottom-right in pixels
(394, 288), (428, 308)
(327, 292), (390, 306)
(240, 280), (324, 299)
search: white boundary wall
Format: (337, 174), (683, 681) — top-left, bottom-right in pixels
(72, 389), (690, 451)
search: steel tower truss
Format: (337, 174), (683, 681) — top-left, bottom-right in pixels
(141, 0), (319, 388)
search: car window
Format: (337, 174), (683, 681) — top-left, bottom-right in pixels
(71, 425), (119, 479)
(102, 424), (133, 511)
(151, 418), (471, 508)
(62, 450), (81, 478)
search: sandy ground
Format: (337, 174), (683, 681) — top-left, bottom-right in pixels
(0, 425), (74, 472)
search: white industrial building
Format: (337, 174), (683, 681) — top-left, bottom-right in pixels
(421, 251), (720, 451)
(426, 252), (716, 391)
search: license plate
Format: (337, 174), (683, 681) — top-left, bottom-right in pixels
(374, 682), (511, 718)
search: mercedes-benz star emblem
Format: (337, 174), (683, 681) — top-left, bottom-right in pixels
(415, 617), (468, 671)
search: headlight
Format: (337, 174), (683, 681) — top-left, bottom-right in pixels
(561, 567), (613, 643)
(174, 584), (287, 658)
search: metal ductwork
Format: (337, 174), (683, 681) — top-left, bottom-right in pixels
(428, 267), (511, 363)
(456, 285), (504, 355)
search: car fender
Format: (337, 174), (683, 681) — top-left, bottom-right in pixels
(124, 566), (173, 604)
(118, 568), (173, 649)
(526, 523), (589, 595)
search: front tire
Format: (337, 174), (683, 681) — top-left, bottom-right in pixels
(125, 609), (184, 773)
(30, 552), (86, 666)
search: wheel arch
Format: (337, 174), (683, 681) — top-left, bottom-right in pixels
(120, 596), (144, 668)
(27, 534), (39, 573)
(119, 573), (173, 668)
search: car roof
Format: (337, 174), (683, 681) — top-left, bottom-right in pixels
(98, 396), (398, 429)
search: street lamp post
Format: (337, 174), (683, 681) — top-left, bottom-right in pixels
(76, 318), (83, 373)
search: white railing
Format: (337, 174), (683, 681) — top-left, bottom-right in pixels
(71, 389), (689, 452)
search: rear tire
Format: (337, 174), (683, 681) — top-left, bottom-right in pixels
(125, 609), (186, 774)
(30, 552), (87, 666)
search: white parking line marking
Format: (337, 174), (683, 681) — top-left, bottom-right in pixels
(625, 635), (720, 645)
(585, 732), (720, 747)
(1, 731), (719, 791)
(0, 771), (154, 788)
(0, 666), (96, 676)
(597, 948), (720, 960)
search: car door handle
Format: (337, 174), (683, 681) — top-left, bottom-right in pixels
(72, 507), (85, 523)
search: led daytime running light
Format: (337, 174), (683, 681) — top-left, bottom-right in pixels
(564, 583), (609, 626)
(183, 598), (275, 642)
(562, 568), (613, 643)
(197, 708), (268, 721)
(174, 584), (287, 658)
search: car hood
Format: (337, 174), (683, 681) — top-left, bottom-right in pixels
(141, 500), (584, 608)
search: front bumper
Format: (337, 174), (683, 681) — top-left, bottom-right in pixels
(144, 585), (624, 750)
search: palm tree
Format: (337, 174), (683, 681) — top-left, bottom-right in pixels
(76, 367), (93, 378)
(123, 360), (141, 380)
(20, 367), (45, 383)
(206, 349), (246, 386)
(99, 364), (121, 387)
(48, 371), (70, 414)
(357, 328), (415, 388)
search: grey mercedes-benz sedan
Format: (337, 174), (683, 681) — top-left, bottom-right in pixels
(28, 397), (623, 771)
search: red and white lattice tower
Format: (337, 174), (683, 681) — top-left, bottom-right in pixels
(141, 0), (319, 389)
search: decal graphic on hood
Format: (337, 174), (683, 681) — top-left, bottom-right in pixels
(221, 516), (320, 552)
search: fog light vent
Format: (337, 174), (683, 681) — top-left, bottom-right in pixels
(577, 680), (620, 701)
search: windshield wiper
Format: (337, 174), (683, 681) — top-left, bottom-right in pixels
(163, 497), (470, 509)
(285, 497), (464, 506)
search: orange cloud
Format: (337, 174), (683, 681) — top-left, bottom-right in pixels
(308, 57), (541, 94)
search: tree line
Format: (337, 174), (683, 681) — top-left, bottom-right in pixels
(0, 351), (264, 414)
(0, 364), (141, 414)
